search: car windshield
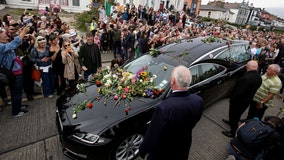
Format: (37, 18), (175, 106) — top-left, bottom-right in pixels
(123, 55), (175, 90)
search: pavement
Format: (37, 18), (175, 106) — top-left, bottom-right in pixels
(0, 51), (284, 160)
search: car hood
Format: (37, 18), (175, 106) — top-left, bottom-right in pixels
(57, 82), (162, 134)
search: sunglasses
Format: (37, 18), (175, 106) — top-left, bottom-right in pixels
(9, 28), (15, 30)
(38, 38), (46, 42)
(64, 44), (70, 47)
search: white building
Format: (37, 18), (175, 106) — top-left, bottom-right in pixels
(2, 0), (90, 13)
(3, 0), (186, 13)
(199, 5), (233, 21)
(116, 0), (184, 11)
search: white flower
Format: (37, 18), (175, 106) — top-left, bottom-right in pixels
(104, 74), (111, 79)
(104, 82), (110, 87)
(72, 113), (77, 119)
(112, 74), (118, 79)
(128, 74), (134, 80)
(106, 79), (112, 84)
(76, 84), (80, 90)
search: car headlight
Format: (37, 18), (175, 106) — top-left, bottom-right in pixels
(72, 133), (110, 144)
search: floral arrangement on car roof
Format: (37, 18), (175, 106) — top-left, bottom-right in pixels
(72, 65), (165, 118)
(149, 48), (175, 57)
(201, 36), (222, 44)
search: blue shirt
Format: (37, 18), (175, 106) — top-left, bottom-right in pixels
(0, 36), (22, 72)
(30, 46), (52, 67)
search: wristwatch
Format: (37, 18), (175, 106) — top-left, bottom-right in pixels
(260, 101), (264, 104)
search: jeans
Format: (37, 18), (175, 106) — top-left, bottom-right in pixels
(41, 69), (55, 97)
(228, 143), (247, 160)
(0, 83), (7, 101)
(122, 48), (134, 60)
(10, 75), (23, 115)
(113, 41), (121, 58)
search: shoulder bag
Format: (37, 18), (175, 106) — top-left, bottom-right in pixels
(0, 58), (15, 86)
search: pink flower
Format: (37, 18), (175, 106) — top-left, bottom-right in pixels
(114, 95), (119, 100)
(132, 79), (136, 84)
(121, 94), (126, 99)
(124, 87), (129, 93)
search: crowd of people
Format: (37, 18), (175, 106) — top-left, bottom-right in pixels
(0, 9), (101, 117)
(1, 3), (284, 160)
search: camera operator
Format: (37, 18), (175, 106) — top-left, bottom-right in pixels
(0, 26), (31, 117)
(20, 33), (36, 101)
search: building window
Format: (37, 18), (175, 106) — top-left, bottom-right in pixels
(73, 0), (79, 6)
(145, 0), (149, 7)
(129, 0), (133, 5)
(151, 0), (155, 8)
(62, 0), (69, 5)
(176, 0), (180, 10)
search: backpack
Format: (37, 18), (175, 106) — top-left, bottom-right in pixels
(237, 119), (273, 149)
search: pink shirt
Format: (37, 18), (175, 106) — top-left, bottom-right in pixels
(93, 37), (101, 49)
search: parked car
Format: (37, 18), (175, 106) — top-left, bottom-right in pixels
(56, 37), (251, 160)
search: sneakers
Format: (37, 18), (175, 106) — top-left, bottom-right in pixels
(226, 155), (236, 160)
(48, 95), (53, 98)
(27, 94), (34, 101)
(21, 104), (30, 109)
(13, 110), (29, 118)
(4, 98), (11, 105)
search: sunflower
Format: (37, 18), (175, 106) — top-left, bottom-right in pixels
(140, 71), (147, 77)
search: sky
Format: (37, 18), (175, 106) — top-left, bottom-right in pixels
(201, 0), (284, 18)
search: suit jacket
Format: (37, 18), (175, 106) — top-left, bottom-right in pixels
(78, 43), (101, 70)
(230, 70), (262, 105)
(122, 33), (134, 49)
(139, 91), (203, 160)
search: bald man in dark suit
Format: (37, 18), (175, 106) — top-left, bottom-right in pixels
(222, 60), (262, 138)
(139, 65), (204, 160)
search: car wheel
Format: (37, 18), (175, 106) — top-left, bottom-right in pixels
(111, 133), (144, 160)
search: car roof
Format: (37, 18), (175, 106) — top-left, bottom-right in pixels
(152, 37), (248, 66)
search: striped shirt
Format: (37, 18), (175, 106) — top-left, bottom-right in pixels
(253, 74), (282, 107)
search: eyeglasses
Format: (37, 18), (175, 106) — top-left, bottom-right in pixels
(64, 44), (70, 47)
(38, 38), (46, 42)
(9, 28), (15, 30)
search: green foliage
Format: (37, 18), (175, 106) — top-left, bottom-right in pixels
(0, 8), (38, 20)
(75, 0), (115, 32)
(75, 9), (98, 32)
(274, 28), (284, 34)
(227, 22), (243, 28)
(201, 17), (212, 22)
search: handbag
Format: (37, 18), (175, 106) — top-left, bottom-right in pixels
(0, 58), (15, 86)
(31, 49), (41, 82)
(31, 65), (41, 82)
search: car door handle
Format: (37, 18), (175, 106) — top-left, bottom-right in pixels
(195, 90), (201, 94)
(216, 80), (222, 85)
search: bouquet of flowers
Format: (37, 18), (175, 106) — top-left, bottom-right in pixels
(201, 36), (222, 44)
(149, 48), (175, 57)
(72, 66), (164, 118)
